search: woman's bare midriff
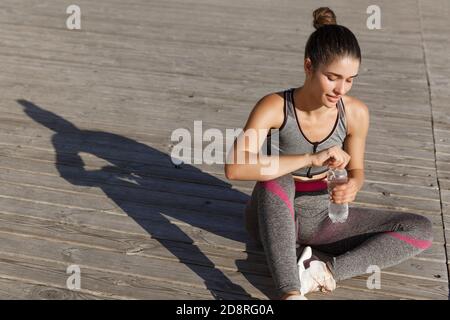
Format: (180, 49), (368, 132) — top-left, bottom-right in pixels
(292, 173), (327, 182)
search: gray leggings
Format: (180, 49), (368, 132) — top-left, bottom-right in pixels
(244, 174), (433, 296)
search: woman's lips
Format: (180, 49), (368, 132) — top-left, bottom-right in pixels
(326, 94), (340, 102)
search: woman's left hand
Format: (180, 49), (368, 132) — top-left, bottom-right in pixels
(330, 178), (360, 204)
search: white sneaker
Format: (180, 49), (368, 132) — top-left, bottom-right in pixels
(297, 246), (319, 295)
(298, 246), (336, 295)
(307, 261), (336, 293)
(297, 246), (312, 281)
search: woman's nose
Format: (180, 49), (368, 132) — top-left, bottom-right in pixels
(334, 81), (345, 96)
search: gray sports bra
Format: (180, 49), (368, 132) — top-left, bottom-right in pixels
(266, 88), (348, 178)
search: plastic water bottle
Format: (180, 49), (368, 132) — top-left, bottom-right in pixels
(327, 168), (349, 223)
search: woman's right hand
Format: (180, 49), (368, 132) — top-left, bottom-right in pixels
(310, 146), (351, 169)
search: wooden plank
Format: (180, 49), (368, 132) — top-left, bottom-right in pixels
(0, 252), (245, 300)
(365, 152), (436, 168)
(0, 159), (249, 205)
(437, 161), (450, 173)
(0, 211), (265, 275)
(0, 276), (109, 300)
(306, 286), (412, 300)
(0, 186), (250, 253)
(438, 177), (450, 190)
(337, 273), (447, 300)
(0, 196), (250, 251)
(354, 193), (441, 214)
(416, 243), (446, 262)
(0, 178), (247, 221)
(0, 231), (273, 299)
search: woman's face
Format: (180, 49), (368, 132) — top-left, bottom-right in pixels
(307, 56), (360, 108)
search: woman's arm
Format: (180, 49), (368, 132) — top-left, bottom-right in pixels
(330, 97), (370, 204)
(225, 93), (314, 181)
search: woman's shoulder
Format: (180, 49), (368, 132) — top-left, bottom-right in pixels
(341, 95), (370, 134)
(246, 91), (286, 130)
(263, 90), (285, 107)
(342, 94), (368, 111)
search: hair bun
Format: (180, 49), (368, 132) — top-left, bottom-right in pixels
(313, 7), (337, 29)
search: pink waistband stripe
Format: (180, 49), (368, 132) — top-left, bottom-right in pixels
(386, 232), (432, 249)
(295, 180), (328, 192)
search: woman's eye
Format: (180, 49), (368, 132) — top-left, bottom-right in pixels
(327, 77), (336, 81)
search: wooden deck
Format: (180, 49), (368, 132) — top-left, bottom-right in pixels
(0, 0), (449, 299)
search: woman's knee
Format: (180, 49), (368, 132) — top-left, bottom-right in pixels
(397, 214), (434, 249)
(415, 215), (433, 243)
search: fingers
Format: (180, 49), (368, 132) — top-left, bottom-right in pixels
(315, 146), (351, 168)
(330, 182), (357, 204)
(326, 157), (346, 169)
(326, 147), (350, 169)
(330, 193), (355, 204)
(337, 158), (349, 169)
(330, 196), (354, 204)
(330, 188), (356, 204)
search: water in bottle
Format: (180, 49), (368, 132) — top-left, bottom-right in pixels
(327, 168), (349, 223)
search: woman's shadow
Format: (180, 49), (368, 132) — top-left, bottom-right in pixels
(17, 99), (277, 300)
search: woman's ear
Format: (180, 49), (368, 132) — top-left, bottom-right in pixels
(304, 58), (313, 78)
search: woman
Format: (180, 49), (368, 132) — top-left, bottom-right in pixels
(224, 7), (433, 300)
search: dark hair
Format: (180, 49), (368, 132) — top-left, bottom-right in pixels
(305, 7), (361, 70)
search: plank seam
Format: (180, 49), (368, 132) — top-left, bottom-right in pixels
(418, 0), (450, 292)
